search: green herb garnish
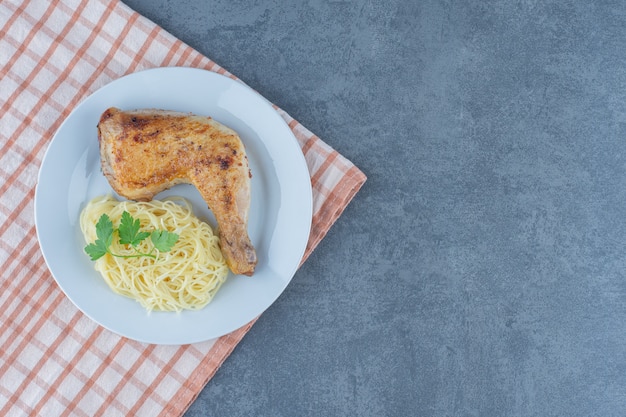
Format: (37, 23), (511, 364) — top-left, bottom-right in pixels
(84, 211), (178, 261)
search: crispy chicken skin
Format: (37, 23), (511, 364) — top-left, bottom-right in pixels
(97, 107), (257, 276)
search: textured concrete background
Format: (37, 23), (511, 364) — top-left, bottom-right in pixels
(124, 1), (626, 415)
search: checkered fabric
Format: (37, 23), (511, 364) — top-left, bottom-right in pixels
(0, 0), (366, 416)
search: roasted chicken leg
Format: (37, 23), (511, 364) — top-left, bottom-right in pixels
(97, 107), (257, 276)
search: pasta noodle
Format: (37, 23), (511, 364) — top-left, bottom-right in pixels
(80, 195), (229, 312)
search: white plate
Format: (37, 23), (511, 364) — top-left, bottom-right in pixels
(34, 67), (312, 345)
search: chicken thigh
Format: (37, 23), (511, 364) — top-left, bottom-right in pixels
(97, 107), (257, 276)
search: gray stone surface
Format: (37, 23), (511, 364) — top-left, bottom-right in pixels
(124, 1), (626, 415)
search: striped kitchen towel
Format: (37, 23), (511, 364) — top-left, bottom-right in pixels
(0, 1), (366, 416)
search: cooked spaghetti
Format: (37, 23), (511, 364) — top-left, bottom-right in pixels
(80, 195), (229, 312)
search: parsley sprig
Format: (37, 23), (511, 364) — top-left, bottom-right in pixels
(84, 211), (179, 261)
